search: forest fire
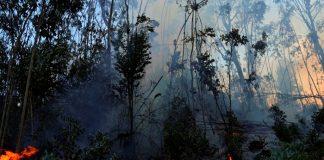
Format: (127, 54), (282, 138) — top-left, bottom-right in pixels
(0, 0), (324, 159)
(0, 146), (38, 160)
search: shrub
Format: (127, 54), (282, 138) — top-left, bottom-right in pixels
(269, 106), (299, 143)
(162, 97), (216, 160)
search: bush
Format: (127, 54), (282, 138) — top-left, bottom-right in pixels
(42, 117), (119, 160)
(267, 143), (314, 160)
(83, 132), (114, 160)
(162, 97), (216, 160)
(269, 106), (300, 143)
(312, 108), (324, 133)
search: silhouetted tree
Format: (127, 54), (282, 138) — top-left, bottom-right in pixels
(114, 14), (155, 159)
(269, 105), (300, 143)
(115, 14), (154, 134)
(221, 28), (248, 111)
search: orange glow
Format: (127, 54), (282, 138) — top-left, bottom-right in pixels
(0, 146), (38, 160)
(228, 154), (233, 160)
(294, 38), (324, 108)
(266, 95), (278, 107)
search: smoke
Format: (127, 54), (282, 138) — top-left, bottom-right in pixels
(38, 0), (324, 158)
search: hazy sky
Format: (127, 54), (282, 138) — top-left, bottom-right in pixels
(137, 0), (324, 106)
(142, 0), (315, 41)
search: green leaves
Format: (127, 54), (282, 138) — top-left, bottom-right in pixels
(136, 14), (151, 25)
(268, 142), (316, 160)
(198, 27), (216, 38)
(136, 14), (157, 33)
(252, 32), (268, 56)
(37, 0), (84, 38)
(193, 52), (219, 93)
(220, 28), (248, 47)
(115, 33), (151, 83)
(115, 15), (154, 90)
(83, 132), (113, 160)
(43, 118), (118, 160)
(269, 106), (300, 143)
(163, 97), (216, 160)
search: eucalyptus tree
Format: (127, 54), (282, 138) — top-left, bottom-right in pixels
(213, 0), (269, 111)
(274, 0), (324, 106)
(275, 0), (324, 71)
(15, 0), (86, 152)
(270, 2), (305, 106)
(174, 0), (209, 91)
(113, 12), (156, 159)
(0, 1), (39, 149)
(0, 0), (92, 151)
(114, 13), (155, 134)
(220, 28), (249, 111)
(98, 0), (116, 93)
(173, 0), (231, 137)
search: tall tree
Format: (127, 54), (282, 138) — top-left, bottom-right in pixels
(99, 0), (115, 92)
(214, 0), (269, 111)
(274, 0), (324, 106)
(114, 14), (155, 159)
(15, 0), (85, 152)
(220, 28), (249, 111)
(0, 0), (87, 151)
(0, 0), (38, 148)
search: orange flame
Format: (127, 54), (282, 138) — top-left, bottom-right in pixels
(228, 153), (233, 160)
(0, 146), (38, 160)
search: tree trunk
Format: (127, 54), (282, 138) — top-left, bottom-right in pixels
(0, 9), (33, 146)
(106, 0), (115, 92)
(16, 33), (40, 152)
(309, 31), (324, 71)
(16, 0), (45, 151)
(99, 0), (115, 92)
(296, 0), (324, 71)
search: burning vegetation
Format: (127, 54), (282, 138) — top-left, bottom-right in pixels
(0, 146), (38, 160)
(0, 0), (324, 159)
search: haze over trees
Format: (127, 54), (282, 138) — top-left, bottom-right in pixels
(0, 0), (324, 159)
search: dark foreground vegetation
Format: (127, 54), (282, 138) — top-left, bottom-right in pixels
(0, 0), (324, 159)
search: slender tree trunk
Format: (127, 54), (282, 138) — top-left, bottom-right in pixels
(231, 49), (253, 108)
(295, 0), (324, 71)
(128, 83), (134, 134)
(0, 9), (33, 145)
(124, 2), (137, 159)
(189, 12), (195, 98)
(106, 0), (115, 92)
(286, 47), (305, 108)
(309, 31), (324, 71)
(0, 83), (13, 147)
(125, 0), (130, 43)
(228, 46), (233, 111)
(0, 47), (15, 146)
(99, 0), (115, 92)
(222, 14), (253, 111)
(293, 31), (324, 105)
(16, 0), (45, 151)
(16, 33), (40, 152)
